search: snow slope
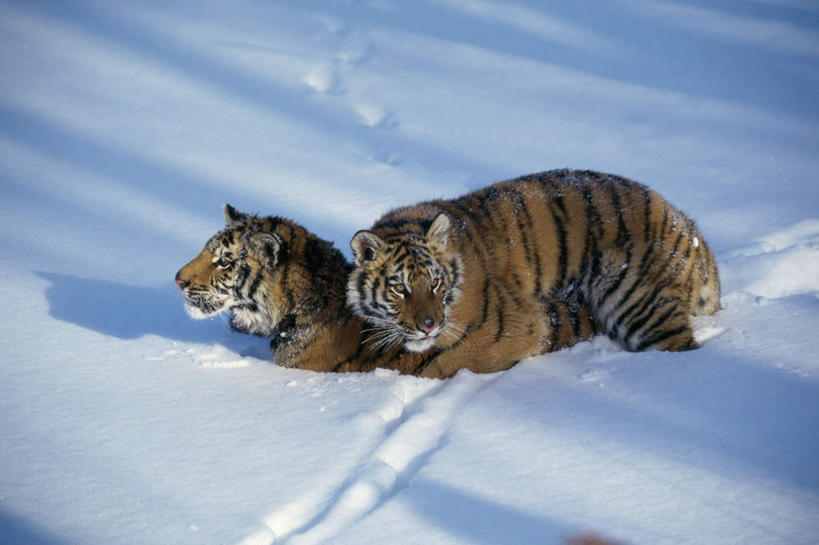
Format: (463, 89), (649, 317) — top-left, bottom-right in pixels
(1, 1), (818, 544)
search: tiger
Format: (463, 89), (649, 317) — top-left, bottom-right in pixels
(348, 169), (720, 378)
(175, 205), (599, 377)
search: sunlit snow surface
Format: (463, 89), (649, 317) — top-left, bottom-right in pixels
(1, 1), (818, 544)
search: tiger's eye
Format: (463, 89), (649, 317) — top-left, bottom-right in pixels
(431, 278), (442, 293)
(392, 284), (407, 297)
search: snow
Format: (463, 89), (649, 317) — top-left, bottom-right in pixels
(1, 1), (818, 544)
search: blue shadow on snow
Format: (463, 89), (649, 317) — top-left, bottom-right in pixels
(505, 341), (819, 496)
(36, 271), (248, 347)
(405, 478), (572, 545)
(0, 510), (73, 545)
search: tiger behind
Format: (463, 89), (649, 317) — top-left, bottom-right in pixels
(348, 169), (720, 377)
(174, 205), (598, 377)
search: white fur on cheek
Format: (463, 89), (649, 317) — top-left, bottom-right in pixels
(184, 301), (220, 320)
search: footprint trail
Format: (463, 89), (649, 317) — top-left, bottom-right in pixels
(238, 371), (499, 545)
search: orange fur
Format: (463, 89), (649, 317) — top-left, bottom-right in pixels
(348, 169), (720, 377)
(176, 206), (598, 377)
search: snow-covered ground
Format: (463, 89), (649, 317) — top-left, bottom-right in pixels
(2, 1), (819, 544)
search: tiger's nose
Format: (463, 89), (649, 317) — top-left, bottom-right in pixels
(175, 273), (189, 290)
(419, 316), (437, 334)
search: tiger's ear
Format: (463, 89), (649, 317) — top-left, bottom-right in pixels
(351, 230), (384, 266)
(249, 232), (283, 266)
(426, 213), (451, 246)
(224, 204), (248, 224)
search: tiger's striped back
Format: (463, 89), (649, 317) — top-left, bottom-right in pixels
(348, 169), (719, 367)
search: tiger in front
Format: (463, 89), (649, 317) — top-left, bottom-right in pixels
(175, 205), (599, 377)
(348, 169), (720, 377)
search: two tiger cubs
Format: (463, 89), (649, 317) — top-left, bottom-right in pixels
(177, 169), (719, 378)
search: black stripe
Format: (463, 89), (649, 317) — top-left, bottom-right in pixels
(614, 285), (656, 331)
(641, 187), (652, 242)
(507, 186), (540, 294)
(469, 193), (497, 255)
(550, 203), (568, 294)
(569, 303), (581, 338)
(583, 185), (603, 282)
(609, 181), (629, 247)
(616, 279), (669, 330)
(442, 201), (488, 273)
(356, 272), (367, 299)
(478, 187), (499, 223)
(494, 287), (505, 342)
(547, 301), (561, 348)
(678, 234), (700, 294)
(393, 245), (413, 266)
(636, 325), (690, 351)
(411, 345), (448, 376)
(247, 270), (264, 300)
(579, 186), (593, 274)
(449, 258), (462, 285)
(235, 263), (252, 292)
(370, 276), (381, 310)
(644, 306), (685, 339)
(553, 191), (567, 216)
(599, 246), (632, 307)
(625, 297), (675, 341)
(669, 227), (686, 260)
(497, 278), (526, 309)
(656, 207), (670, 248)
(480, 279), (491, 325)
(609, 245), (657, 316)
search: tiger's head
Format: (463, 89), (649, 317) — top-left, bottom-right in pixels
(175, 205), (344, 338)
(347, 213), (463, 353)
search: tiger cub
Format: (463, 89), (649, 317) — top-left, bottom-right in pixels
(348, 169), (719, 377)
(175, 205), (598, 377)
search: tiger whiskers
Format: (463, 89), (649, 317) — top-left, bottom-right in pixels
(441, 320), (466, 342)
(372, 333), (405, 352)
(362, 327), (405, 352)
(444, 320), (466, 334)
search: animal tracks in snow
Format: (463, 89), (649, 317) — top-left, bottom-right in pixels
(302, 19), (399, 163)
(238, 371), (498, 545)
(352, 102), (396, 129)
(304, 63), (338, 94)
(720, 218), (819, 300)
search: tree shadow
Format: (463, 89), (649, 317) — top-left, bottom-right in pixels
(0, 106), (358, 268)
(405, 478), (571, 545)
(1, 103), (298, 245)
(306, 0), (819, 120)
(0, 104), (261, 234)
(36, 271), (242, 346)
(6, 0), (490, 182)
(505, 344), (819, 495)
(0, 510), (74, 545)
